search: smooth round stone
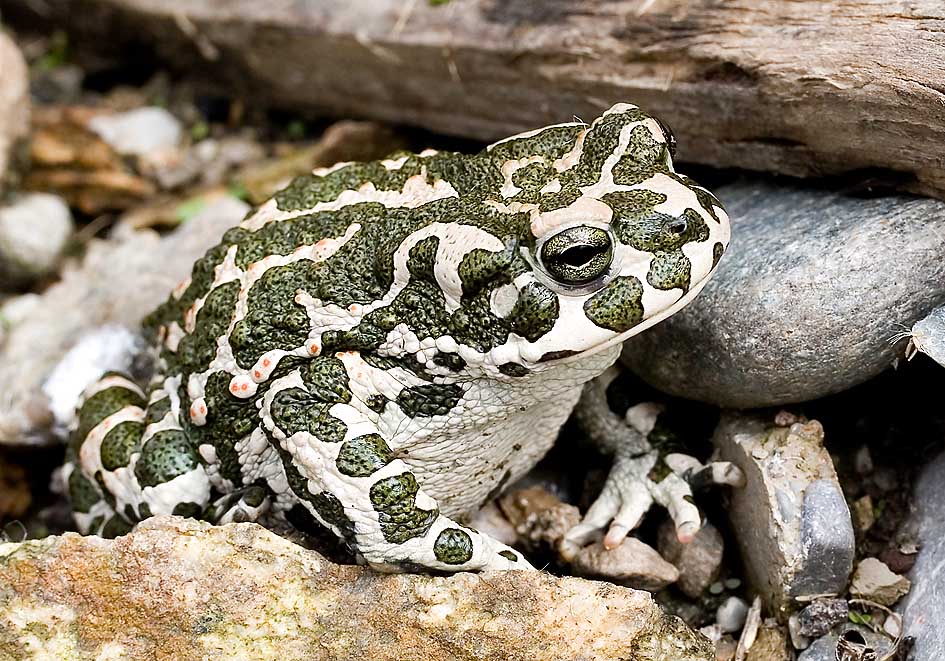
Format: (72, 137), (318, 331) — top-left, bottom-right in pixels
(622, 181), (945, 408)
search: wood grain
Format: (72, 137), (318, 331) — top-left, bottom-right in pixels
(7, 0), (945, 197)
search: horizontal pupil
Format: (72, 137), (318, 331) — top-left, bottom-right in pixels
(557, 244), (600, 268)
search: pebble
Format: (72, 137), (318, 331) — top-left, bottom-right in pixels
(657, 519), (724, 598)
(622, 181), (945, 407)
(745, 623), (791, 661)
(907, 305), (945, 367)
(0, 195), (249, 445)
(569, 536), (680, 592)
(797, 624), (892, 661)
(796, 598), (849, 638)
(713, 413), (854, 617)
(716, 596), (749, 634)
(0, 193), (74, 289)
(849, 557), (911, 607)
(0, 31), (29, 191)
(899, 449), (945, 660)
(88, 107), (182, 157)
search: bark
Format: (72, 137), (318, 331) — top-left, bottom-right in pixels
(6, 0), (945, 197)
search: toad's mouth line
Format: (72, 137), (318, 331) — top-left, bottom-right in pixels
(525, 268), (717, 369)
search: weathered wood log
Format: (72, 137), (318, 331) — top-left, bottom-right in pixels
(0, 516), (713, 660)
(6, 0), (945, 198)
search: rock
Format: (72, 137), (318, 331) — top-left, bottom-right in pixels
(716, 597), (749, 634)
(908, 305), (945, 367)
(0, 31), (29, 191)
(796, 599), (849, 638)
(87, 106), (182, 158)
(497, 485), (581, 556)
(622, 182), (945, 407)
(570, 537), (680, 592)
(657, 520), (724, 599)
(850, 558), (910, 607)
(0, 193), (74, 290)
(745, 623), (791, 661)
(465, 501), (518, 548)
(797, 625), (893, 661)
(714, 413), (855, 618)
(0, 194), (249, 446)
(851, 495), (875, 533)
(0, 516), (713, 660)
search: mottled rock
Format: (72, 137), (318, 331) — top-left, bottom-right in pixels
(714, 413), (854, 618)
(0, 194), (249, 446)
(0, 193), (74, 289)
(796, 599), (849, 638)
(657, 520), (724, 599)
(0, 516), (713, 660)
(716, 597), (749, 634)
(623, 182), (945, 407)
(797, 625), (893, 661)
(0, 31), (29, 191)
(497, 485), (581, 556)
(88, 106), (182, 157)
(901, 453), (945, 661)
(850, 558), (910, 607)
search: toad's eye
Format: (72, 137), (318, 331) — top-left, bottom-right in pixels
(655, 117), (677, 158)
(540, 226), (613, 285)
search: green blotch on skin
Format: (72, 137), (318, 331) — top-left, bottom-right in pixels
(433, 528), (474, 565)
(134, 430), (199, 488)
(145, 397), (171, 425)
(396, 383), (464, 417)
(270, 387), (349, 443)
(509, 282), (559, 342)
(67, 468), (101, 514)
(369, 473), (438, 544)
(100, 421), (145, 471)
(336, 434), (394, 477)
(101, 514), (133, 538)
(612, 125), (670, 186)
(73, 386), (146, 449)
(498, 363), (530, 377)
(175, 279), (240, 374)
(647, 251), (692, 292)
(584, 275), (644, 332)
(712, 242), (725, 269)
(498, 550), (519, 562)
(310, 491), (357, 543)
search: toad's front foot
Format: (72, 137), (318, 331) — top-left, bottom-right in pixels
(560, 371), (744, 561)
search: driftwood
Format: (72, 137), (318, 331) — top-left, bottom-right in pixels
(7, 0), (945, 198)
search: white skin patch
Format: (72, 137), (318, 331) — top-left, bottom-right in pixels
(490, 283), (520, 318)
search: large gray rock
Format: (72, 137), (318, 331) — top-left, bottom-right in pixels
(0, 195), (249, 446)
(0, 516), (713, 660)
(623, 182), (945, 407)
(0, 31), (29, 191)
(900, 450), (945, 660)
(714, 413), (854, 619)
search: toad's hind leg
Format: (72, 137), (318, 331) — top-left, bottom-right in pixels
(65, 373), (214, 537)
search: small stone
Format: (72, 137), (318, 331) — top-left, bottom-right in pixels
(714, 413), (854, 618)
(465, 501), (518, 547)
(714, 634), (737, 661)
(850, 558), (910, 607)
(709, 582), (725, 595)
(796, 598), (849, 638)
(871, 467), (898, 493)
(878, 545), (916, 575)
(797, 624), (892, 661)
(745, 623), (791, 661)
(0, 31), (29, 192)
(88, 107), (182, 157)
(724, 578), (741, 590)
(716, 596), (749, 634)
(788, 613), (810, 651)
(908, 305), (945, 366)
(853, 445), (874, 476)
(658, 519), (724, 598)
(851, 495), (876, 533)
(0, 193), (73, 290)
(570, 537), (679, 591)
(497, 485), (581, 556)
(883, 613), (902, 639)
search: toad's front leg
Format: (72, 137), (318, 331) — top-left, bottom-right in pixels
(560, 367), (744, 560)
(265, 388), (530, 572)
